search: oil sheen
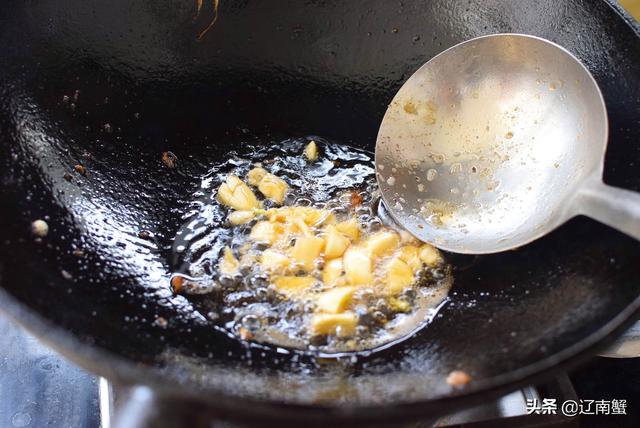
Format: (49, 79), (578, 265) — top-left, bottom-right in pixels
(171, 137), (452, 355)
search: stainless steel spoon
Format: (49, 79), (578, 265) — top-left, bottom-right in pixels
(376, 33), (640, 254)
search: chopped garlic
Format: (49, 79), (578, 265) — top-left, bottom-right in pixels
(323, 226), (350, 259)
(419, 244), (442, 267)
(258, 173), (288, 204)
(335, 218), (360, 241)
(31, 219), (49, 237)
(291, 235), (324, 271)
(311, 312), (357, 336)
(398, 245), (422, 271)
(250, 221), (283, 245)
(266, 206), (333, 226)
(217, 175), (261, 211)
(273, 276), (316, 297)
(218, 247), (239, 275)
(343, 247), (373, 285)
(388, 297), (411, 312)
(260, 249), (290, 273)
(304, 140), (318, 161)
(322, 258), (345, 286)
(365, 231), (400, 258)
(228, 210), (255, 225)
(385, 257), (414, 295)
(316, 286), (355, 313)
(292, 217), (312, 236)
(247, 167), (268, 186)
(213, 168), (447, 343)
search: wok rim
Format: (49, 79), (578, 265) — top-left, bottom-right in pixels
(0, 0), (638, 422)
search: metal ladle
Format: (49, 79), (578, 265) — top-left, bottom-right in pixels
(376, 33), (640, 254)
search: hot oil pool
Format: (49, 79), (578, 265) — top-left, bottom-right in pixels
(171, 138), (452, 355)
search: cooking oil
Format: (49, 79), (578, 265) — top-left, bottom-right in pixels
(170, 137), (452, 355)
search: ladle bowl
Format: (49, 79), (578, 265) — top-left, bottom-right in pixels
(376, 34), (640, 254)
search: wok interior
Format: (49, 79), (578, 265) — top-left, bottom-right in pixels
(0, 0), (639, 414)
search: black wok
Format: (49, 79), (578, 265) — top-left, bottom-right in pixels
(0, 0), (639, 426)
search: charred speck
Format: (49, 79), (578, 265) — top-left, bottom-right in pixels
(431, 268), (446, 280)
(309, 334), (328, 347)
(350, 191), (363, 207)
(238, 327), (253, 340)
(162, 151), (178, 169)
(170, 276), (184, 293)
(153, 317), (168, 329)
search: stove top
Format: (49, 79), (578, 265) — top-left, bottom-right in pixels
(0, 314), (637, 427)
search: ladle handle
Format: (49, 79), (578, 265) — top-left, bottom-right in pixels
(576, 181), (640, 241)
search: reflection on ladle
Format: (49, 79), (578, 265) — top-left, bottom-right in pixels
(376, 34), (640, 254)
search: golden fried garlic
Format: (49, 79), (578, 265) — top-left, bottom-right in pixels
(216, 168), (442, 338)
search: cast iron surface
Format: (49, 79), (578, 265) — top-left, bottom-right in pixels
(0, 0), (639, 423)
